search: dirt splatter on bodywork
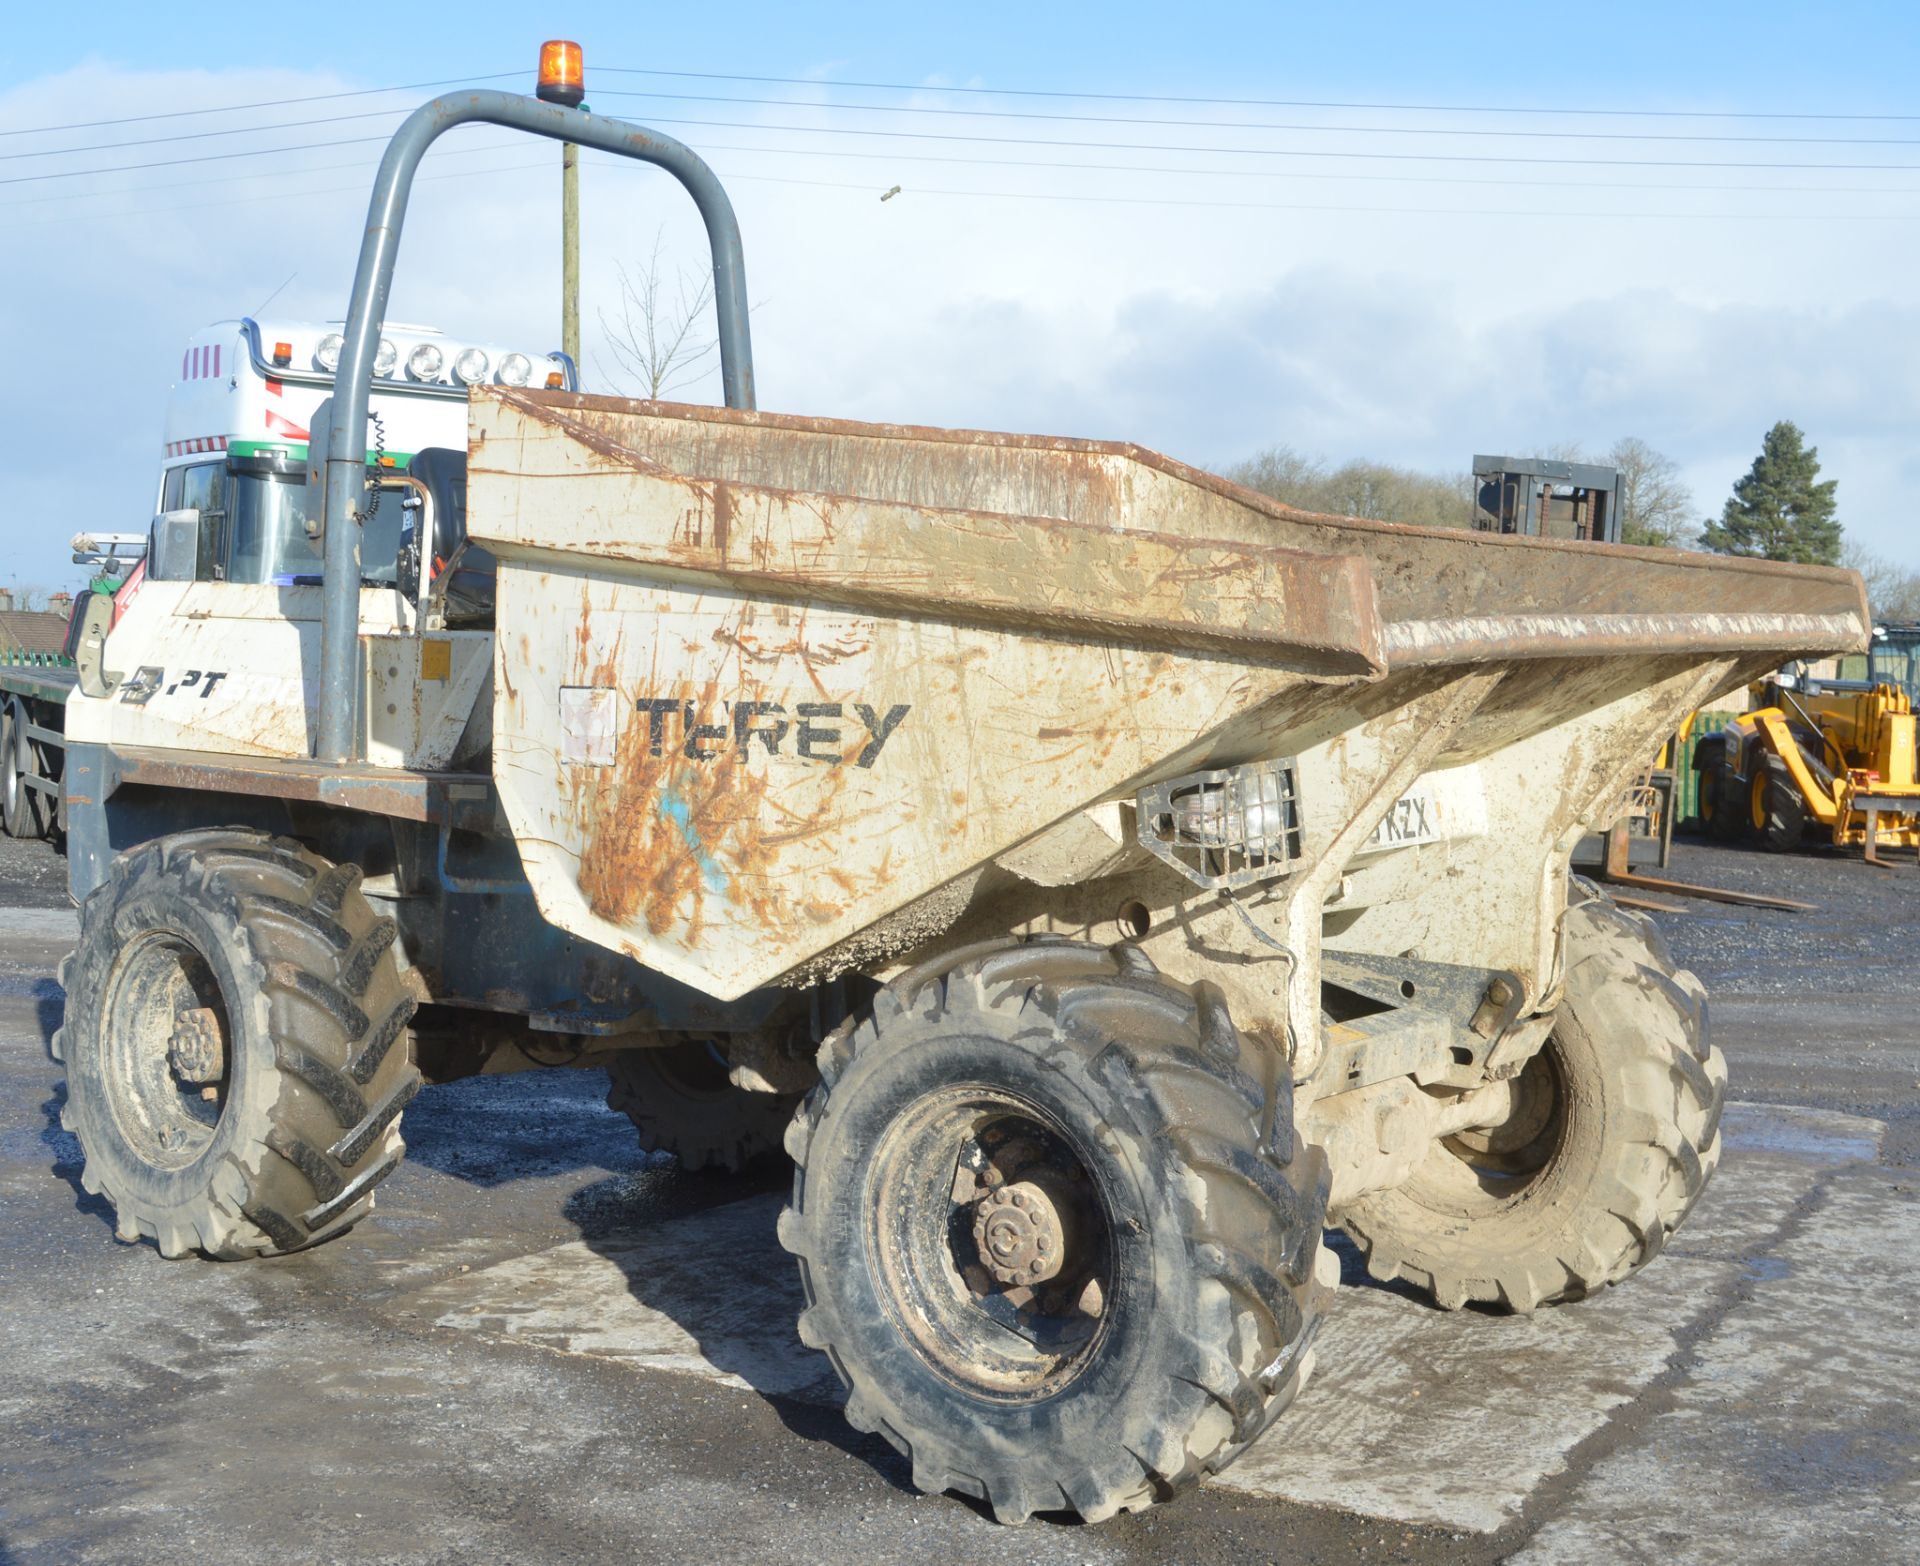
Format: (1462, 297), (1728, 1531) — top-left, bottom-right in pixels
(466, 387), (1868, 1014)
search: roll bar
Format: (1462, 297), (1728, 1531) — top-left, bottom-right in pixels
(316, 90), (755, 763)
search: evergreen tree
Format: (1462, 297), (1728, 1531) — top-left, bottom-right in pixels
(1701, 421), (1841, 564)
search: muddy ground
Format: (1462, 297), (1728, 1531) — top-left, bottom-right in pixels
(0, 831), (1914, 1565)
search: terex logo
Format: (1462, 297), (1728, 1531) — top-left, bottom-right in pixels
(641, 698), (911, 769)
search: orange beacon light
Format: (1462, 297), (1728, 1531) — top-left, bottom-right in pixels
(537, 40), (585, 108)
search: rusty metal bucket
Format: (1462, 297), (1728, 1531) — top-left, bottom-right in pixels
(467, 387), (1864, 1052)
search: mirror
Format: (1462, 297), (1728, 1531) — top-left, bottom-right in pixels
(146, 509), (202, 581)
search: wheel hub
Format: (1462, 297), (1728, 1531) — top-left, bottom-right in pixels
(167, 1005), (226, 1087)
(972, 1177), (1068, 1286)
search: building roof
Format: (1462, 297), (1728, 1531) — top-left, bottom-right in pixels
(0, 609), (71, 658)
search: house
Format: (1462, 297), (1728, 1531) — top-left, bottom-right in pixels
(0, 589), (73, 660)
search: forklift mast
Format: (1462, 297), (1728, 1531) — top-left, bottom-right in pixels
(1472, 455), (1621, 543)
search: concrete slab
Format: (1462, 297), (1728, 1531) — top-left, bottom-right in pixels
(0, 905), (77, 943)
(1513, 1168), (1920, 1566)
(410, 1191), (839, 1404)
(405, 1100), (1888, 1536)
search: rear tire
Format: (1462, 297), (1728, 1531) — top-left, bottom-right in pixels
(1699, 765), (1746, 842)
(2, 702), (50, 840)
(1337, 885), (1725, 1312)
(780, 942), (1331, 1523)
(605, 1042), (797, 1172)
(56, 829), (421, 1258)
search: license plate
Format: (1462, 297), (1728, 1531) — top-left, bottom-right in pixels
(1359, 785), (1444, 853)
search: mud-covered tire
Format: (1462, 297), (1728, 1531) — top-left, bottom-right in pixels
(1699, 764), (1747, 842)
(779, 941), (1332, 1524)
(605, 1042), (797, 1172)
(55, 829), (421, 1258)
(1337, 884), (1725, 1312)
(1758, 755), (1808, 851)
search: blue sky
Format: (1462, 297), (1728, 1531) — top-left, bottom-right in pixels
(3, 1), (1917, 594)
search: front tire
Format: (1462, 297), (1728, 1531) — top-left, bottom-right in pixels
(56, 829), (421, 1258)
(779, 942), (1331, 1523)
(1337, 886), (1725, 1312)
(1758, 755), (1809, 850)
(1699, 765), (1747, 842)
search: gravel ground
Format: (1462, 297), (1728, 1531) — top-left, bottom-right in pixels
(0, 830), (70, 910)
(1654, 837), (1920, 999)
(1651, 836), (1920, 1168)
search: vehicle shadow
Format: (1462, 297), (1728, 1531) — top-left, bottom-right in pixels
(397, 1067), (655, 1188)
(560, 1166), (919, 1496)
(38, 1082), (115, 1231)
(549, 1152), (1435, 1517)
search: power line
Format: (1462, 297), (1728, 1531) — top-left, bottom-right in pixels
(717, 171), (1920, 221)
(14, 148), (1918, 232)
(14, 83), (1919, 177)
(584, 112), (1920, 173)
(8, 134), (1916, 223)
(0, 136), (531, 209)
(4, 152), (555, 230)
(5, 66), (1918, 208)
(596, 66), (1920, 125)
(9, 117), (1918, 222)
(598, 138), (1920, 198)
(0, 107), (412, 164)
(0, 72), (517, 139)
(595, 87), (1920, 147)
(26, 112), (1920, 194)
(0, 132), (409, 188)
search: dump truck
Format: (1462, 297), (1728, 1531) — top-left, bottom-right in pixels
(46, 68), (1869, 1526)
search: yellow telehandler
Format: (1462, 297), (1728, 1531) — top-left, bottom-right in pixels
(1694, 624), (1920, 864)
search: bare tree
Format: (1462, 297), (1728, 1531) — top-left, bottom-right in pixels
(1228, 445), (1472, 527)
(596, 228), (718, 400)
(1230, 445), (1325, 501)
(1608, 436), (1695, 548)
(1841, 541), (1920, 621)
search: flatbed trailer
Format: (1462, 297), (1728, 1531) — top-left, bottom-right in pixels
(0, 652), (74, 840)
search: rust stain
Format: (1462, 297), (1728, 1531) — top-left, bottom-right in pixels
(564, 597), (858, 948)
(712, 481), (732, 559)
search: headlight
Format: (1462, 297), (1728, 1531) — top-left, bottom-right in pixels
(372, 338), (398, 377)
(315, 333), (344, 372)
(496, 351), (532, 387)
(453, 347), (489, 385)
(407, 342), (445, 382)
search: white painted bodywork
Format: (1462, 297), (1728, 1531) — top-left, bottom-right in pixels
(66, 581), (487, 771)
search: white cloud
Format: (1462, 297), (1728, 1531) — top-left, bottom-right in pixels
(3, 61), (1914, 596)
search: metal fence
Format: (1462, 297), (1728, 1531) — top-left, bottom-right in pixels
(1671, 710), (1737, 822)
